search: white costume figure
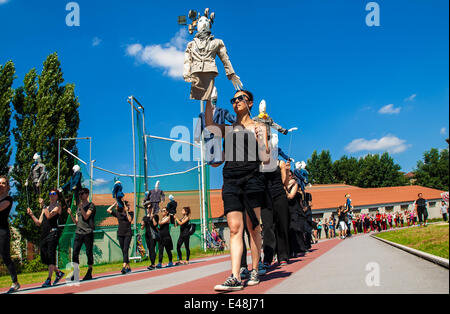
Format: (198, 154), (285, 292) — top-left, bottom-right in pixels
(26, 153), (47, 195)
(252, 100), (289, 135)
(183, 8), (243, 100)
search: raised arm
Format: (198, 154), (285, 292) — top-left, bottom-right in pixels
(205, 99), (226, 137)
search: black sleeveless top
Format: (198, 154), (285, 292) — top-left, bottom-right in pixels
(264, 166), (285, 198)
(41, 206), (60, 239)
(180, 217), (190, 237)
(223, 127), (260, 178)
(159, 219), (171, 239)
(0, 196), (12, 230)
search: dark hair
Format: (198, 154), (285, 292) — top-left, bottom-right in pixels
(80, 188), (90, 195)
(50, 188), (61, 200)
(418, 193), (422, 197)
(183, 206), (191, 216)
(235, 90), (254, 102)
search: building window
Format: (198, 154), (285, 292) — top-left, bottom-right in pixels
(312, 213), (324, 220)
(429, 202), (436, 207)
(369, 208), (378, 213)
(352, 209), (361, 213)
(401, 204), (409, 211)
(385, 206), (394, 211)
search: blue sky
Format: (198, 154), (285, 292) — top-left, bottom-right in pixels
(1, 0), (448, 193)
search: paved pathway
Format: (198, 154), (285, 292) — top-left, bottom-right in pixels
(4, 233), (448, 294)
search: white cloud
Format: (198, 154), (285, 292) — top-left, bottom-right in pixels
(82, 178), (109, 187)
(378, 104), (401, 115)
(345, 135), (410, 154)
(126, 29), (188, 79)
(92, 37), (102, 47)
(0, 0), (10, 5)
(441, 127), (447, 135)
(404, 94), (417, 102)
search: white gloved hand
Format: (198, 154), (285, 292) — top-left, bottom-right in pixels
(25, 180), (28, 187)
(58, 187), (63, 193)
(228, 74), (243, 90)
(290, 158), (295, 163)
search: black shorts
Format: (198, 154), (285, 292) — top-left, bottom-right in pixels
(222, 172), (266, 215)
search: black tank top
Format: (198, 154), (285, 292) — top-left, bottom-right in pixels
(223, 127), (260, 177)
(0, 196), (12, 230)
(264, 166), (285, 198)
(41, 207), (60, 239)
(159, 220), (171, 239)
(180, 217), (190, 236)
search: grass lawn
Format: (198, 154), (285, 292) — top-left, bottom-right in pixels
(0, 247), (229, 289)
(375, 223), (449, 259)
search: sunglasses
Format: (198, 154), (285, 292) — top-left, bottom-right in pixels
(230, 94), (248, 105)
(49, 192), (58, 196)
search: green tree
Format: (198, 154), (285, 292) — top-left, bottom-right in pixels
(332, 155), (360, 185)
(414, 148), (449, 191)
(11, 69), (40, 244)
(12, 53), (80, 245)
(355, 153), (407, 188)
(0, 61), (16, 175)
(307, 150), (334, 184)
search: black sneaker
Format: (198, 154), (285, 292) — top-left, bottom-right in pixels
(121, 267), (127, 274)
(82, 269), (93, 281)
(239, 267), (250, 280)
(214, 274), (243, 292)
(53, 271), (65, 286)
(147, 265), (155, 271)
(247, 269), (260, 286)
(42, 278), (52, 288)
(7, 282), (20, 294)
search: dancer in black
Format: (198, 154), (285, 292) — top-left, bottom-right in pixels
(206, 90), (270, 291)
(261, 159), (291, 268)
(174, 206), (191, 265)
(286, 171), (307, 257)
(156, 208), (173, 268)
(27, 189), (65, 287)
(0, 176), (21, 293)
(107, 200), (134, 274)
(142, 209), (159, 270)
(67, 188), (96, 281)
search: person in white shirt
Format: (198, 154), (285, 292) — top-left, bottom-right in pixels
(440, 201), (448, 222)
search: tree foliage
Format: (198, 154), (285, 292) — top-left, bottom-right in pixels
(0, 61), (16, 175)
(11, 53), (80, 244)
(306, 150), (407, 188)
(414, 148), (449, 191)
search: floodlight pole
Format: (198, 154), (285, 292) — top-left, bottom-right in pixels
(200, 100), (207, 252)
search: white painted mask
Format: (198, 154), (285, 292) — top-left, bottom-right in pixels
(197, 16), (211, 32)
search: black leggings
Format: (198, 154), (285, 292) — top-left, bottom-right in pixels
(261, 193), (290, 264)
(418, 208), (428, 223)
(176, 234), (191, 261)
(145, 233), (157, 265)
(0, 228), (18, 283)
(118, 235), (132, 264)
(40, 231), (59, 266)
(158, 239), (173, 264)
(72, 233), (94, 266)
